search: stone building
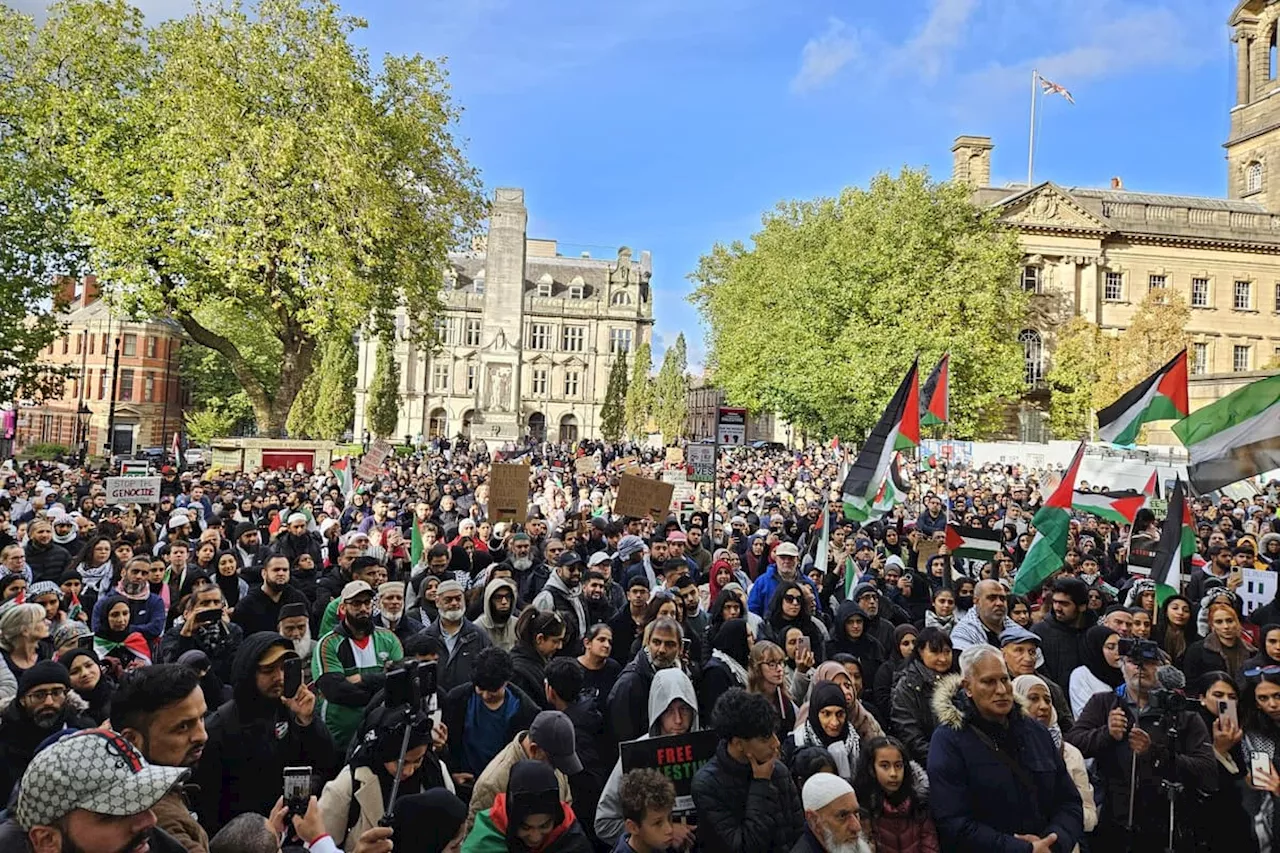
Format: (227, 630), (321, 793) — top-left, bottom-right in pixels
(686, 376), (794, 446)
(13, 277), (187, 457)
(353, 188), (654, 443)
(949, 1), (1280, 443)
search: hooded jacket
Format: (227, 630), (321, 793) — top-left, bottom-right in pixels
(606, 646), (663, 745)
(192, 631), (339, 834)
(926, 673), (1084, 853)
(594, 668), (700, 845)
(890, 658), (948, 765)
(441, 681), (540, 778)
(824, 600), (886, 687)
(475, 578), (519, 651)
(464, 793), (593, 853)
(690, 737), (806, 853)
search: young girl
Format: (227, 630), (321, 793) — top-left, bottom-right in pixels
(853, 736), (939, 853)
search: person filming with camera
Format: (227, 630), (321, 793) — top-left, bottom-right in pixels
(1066, 637), (1216, 852)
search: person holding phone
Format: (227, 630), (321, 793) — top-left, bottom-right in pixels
(159, 584), (244, 686)
(1191, 670), (1254, 851)
(1242, 665), (1280, 850)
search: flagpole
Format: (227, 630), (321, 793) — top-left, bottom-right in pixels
(1028, 68), (1038, 187)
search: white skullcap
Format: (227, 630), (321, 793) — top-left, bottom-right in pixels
(287, 512), (308, 525)
(802, 773), (854, 812)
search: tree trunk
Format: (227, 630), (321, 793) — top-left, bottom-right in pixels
(176, 312), (316, 438)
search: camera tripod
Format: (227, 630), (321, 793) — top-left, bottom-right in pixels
(1125, 705), (1194, 853)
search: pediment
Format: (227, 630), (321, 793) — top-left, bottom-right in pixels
(997, 183), (1109, 233)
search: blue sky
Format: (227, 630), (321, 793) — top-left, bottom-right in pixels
(19, 0), (1238, 372)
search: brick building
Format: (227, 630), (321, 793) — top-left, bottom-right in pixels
(14, 277), (187, 457)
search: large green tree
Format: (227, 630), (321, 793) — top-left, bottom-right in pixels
(365, 335), (399, 438)
(0, 0), (484, 435)
(654, 334), (688, 443)
(600, 351), (629, 443)
(624, 341), (654, 439)
(313, 331), (358, 440)
(1045, 317), (1106, 440)
(690, 168), (1027, 439)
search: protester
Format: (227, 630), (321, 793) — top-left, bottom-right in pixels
(423, 579), (494, 692)
(1032, 577), (1093, 686)
(57, 647), (114, 724)
(888, 626), (953, 765)
(442, 646), (541, 797)
(691, 688), (806, 853)
(466, 710), (581, 833)
(0, 660), (96, 802)
(1068, 625), (1123, 718)
(1010, 674), (1096, 835)
(608, 616), (684, 745)
(852, 735), (937, 853)
(463, 758), (593, 852)
(577, 622), (621, 713)
(928, 645), (1084, 853)
(510, 607), (567, 708)
(793, 770), (869, 853)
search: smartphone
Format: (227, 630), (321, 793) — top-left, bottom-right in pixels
(796, 636), (812, 656)
(1252, 752), (1273, 787)
(417, 659), (438, 699)
(681, 638), (691, 656)
(282, 657), (303, 700)
(1219, 698), (1238, 728)
(282, 766), (312, 813)
(195, 607), (222, 625)
(76, 634), (95, 650)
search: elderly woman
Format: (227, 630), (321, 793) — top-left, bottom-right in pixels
(0, 602), (51, 682)
(1012, 674), (1097, 834)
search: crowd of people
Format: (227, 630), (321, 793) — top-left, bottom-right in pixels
(0, 435), (1278, 853)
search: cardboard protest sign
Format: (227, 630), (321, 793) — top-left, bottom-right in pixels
(615, 473), (676, 522)
(574, 456), (599, 475)
(916, 539), (941, 567)
(355, 439), (392, 481)
(665, 446), (685, 465)
(619, 730), (718, 818)
(488, 463), (530, 523)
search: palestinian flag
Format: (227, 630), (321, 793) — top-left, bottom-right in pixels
(1142, 470), (1160, 500)
(1171, 372), (1280, 494)
(920, 353), (950, 427)
(945, 524), (1002, 561)
(1180, 493), (1196, 559)
(1148, 478), (1189, 606)
(1070, 489), (1145, 525)
(94, 632), (153, 666)
(66, 589), (82, 622)
(1097, 349), (1189, 445)
(268, 512), (282, 538)
(842, 361), (920, 522)
(1013, 442), (1085, 596)
(331, 457), (355, 499)
(410, 519), (426, 566)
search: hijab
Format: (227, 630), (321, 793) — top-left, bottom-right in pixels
(800, 681), (861, 777)
(1081, 624), (1123, 689)
(711, 619), (751, 687)
(1012, 674), (1062, 749)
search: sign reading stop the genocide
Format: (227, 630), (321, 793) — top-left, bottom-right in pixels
(717, 407), (746, 446)
(104, 476), (162, 504)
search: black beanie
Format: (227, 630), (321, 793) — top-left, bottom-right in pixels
(505, 760), (562, 836)
(19, 661), (70, 698)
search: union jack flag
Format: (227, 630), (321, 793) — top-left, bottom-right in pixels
(1039, 75), (1075, 104)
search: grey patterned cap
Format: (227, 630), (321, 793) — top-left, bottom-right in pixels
(16, 729), (188, 830)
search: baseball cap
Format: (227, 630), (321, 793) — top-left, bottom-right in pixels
(528, 710), (583, 775)
(775, 542), (800, 558)
(167, 513), (189, 530)
(16, 729), (188, 830)
(257, 643), (298, 667)
(341, 580), (375, 602)
(587, 551), (611, 568)
(556, 551), (584, 568)
(998, 624), (1042, 648)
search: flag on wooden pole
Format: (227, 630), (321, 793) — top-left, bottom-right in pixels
(842, 360), (919, 522)
(1012, 442), (1085, 596)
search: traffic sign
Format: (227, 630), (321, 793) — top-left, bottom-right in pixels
(717, 407), (746, 446)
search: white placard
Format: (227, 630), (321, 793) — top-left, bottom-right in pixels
(1241, 569), (1278, 618)
(105, 476), (162, 505)
(687, 444), (716, 483)
(717, 407), (746, 446)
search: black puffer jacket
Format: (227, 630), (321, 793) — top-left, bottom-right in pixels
(0, 691), (95, 803)
(24, 540), (71, 584)
(1031, 614), (1091, 686)
(889, 658), (946, 764)
(691, 740), (806, 853)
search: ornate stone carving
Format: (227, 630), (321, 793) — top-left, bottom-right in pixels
(485, 364), (513, 412)
(610, 247), (633, 284)
(1003, 188), (1103, 230)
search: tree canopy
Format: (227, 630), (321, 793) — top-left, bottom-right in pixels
(689, 168), (1028, 440)
(654, 334), (688, 443)
(624, 341), (654, 440)
(600, 351), (628, 443)
(0, 0), (484, 435)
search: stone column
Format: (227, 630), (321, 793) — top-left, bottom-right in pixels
(478, 188), (527, 441)
(1238, 34), (1253, 105)
(1080, 257), (1100, 324)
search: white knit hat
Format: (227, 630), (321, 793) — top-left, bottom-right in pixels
(802, 773), (854, 812)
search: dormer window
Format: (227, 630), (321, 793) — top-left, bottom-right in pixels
(536, 273), (553, 298)
(473, 269), (485, 295)
(568, 275), (585, 300)
(1247, 161), (1264, 194)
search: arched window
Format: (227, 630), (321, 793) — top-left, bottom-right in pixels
(427, 408), (447, 438)
(611, 290), (631, 306)
(559, 413), (579, 443)
(1247, 161), (1264, 194)
(1019, 329), (1044, 386)
(528, 412), (546, 442)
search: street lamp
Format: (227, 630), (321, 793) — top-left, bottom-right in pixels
(76, 403), (92, 463)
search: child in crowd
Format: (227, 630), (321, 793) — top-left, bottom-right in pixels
(852, 736), (938, 853)
(615, 768), (679, 853)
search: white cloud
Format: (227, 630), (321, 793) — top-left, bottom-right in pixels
(895, 0), (979, 80)
(790, 17), (859, 94)
(961, 6), (1209, 100)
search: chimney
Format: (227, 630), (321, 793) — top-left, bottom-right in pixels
(1110, 176), (1123, 190)
(80, 275), (101, 308)
(53, 275), (76, 310)
(951, 136), (994, 188)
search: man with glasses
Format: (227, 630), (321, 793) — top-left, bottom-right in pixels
(0, 661), (96, 802)
(314, 580), (404, 749)
(422, 578), (493, 692)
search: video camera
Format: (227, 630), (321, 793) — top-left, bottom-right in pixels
(1117, 638), (1196, 720)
